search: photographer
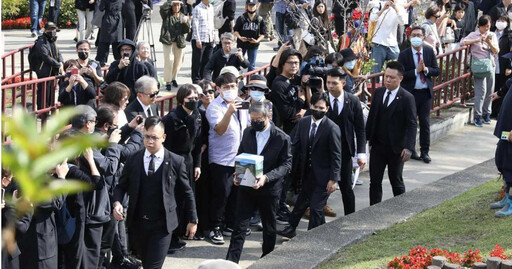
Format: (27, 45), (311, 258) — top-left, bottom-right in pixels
(96, 0), (124, 66)
(203, 33), (250, 82)
(300, 46), (328, 104)
(124, 0), (153, 40)
(58, 59), (97, 107)
(269, 48), (306, 134)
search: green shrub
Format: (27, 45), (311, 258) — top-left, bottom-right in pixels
(2, 0), (77, 28)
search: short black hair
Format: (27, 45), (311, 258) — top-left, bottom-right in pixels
(96, 104), (117, 128)
(176, 84), (197, 105)
(410, 26), (425, 36)
(326, 68), (347, 80)
(215, 73), (237, 87)
(277, 48), (302, 75)
(76, 40), (91, 49)
(310, 92), (329, 107)
(144, 116), (164, 130)
(454, 3), (466, 12)
(385, 61), (405, 76)
(478, 15), (491, 27)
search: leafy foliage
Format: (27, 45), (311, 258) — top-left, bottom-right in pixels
(2, 0), (77, 28)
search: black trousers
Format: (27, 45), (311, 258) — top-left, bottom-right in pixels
(369, 143), (406, 205)
(209, 163), (235, 229)
(195, 155), (210, 234)
(226, 188), (279, 263)
(492, 73), (507, 117)
(134, 219), (171, 269)
(58, 219), (85, 269)
(99, 216), (128, 266)
(48, 0), (60, 23)
(412, 89), (431, 154)
(339, 144), (356, 215)
(288, 174), (329, 230)
(81, 223), (103, 269)
(191, 40), (213, 84)
(36, 80), (55, 111)
(95, 42), (120, 65)
(123, 3), (137, 40)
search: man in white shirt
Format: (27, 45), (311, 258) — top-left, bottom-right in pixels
(370, 0), (406, 74)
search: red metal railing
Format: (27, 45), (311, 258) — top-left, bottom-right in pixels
(1, 44), (34, 85)
(362, 46), (472, 116)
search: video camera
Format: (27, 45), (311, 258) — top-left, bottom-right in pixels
(142, 4), (152, 19)
(302, 55), (331, 92)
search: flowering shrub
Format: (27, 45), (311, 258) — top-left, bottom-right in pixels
(2, 17), (31, 29)
(388, 245), (509, 269)
(2, 0), (77, 29)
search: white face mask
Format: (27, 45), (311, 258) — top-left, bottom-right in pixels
(222, 88), (238, 101)
(496, 21), (508, 31)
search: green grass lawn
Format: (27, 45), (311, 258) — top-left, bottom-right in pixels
(320, 179), (512, 269)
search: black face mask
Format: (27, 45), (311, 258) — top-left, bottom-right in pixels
(251, 120), (266, 132)
(184, 100), (198, 111)
(310, 109), (326, 120)
(247, 9), (256, 14)
(78, 51), (89, 60)
(45, 31), (57, 42)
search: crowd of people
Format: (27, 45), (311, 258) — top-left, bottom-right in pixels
(4, 0), (512, 268)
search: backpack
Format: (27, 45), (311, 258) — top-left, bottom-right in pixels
(56, 199), (76, 245)
(28, 38), (41, 71)
(213, 0), (227, 29)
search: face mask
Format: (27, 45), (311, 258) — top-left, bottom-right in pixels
(45, 31), (57, 42)
(496, 21), (508, 31)
(78, 51), (89, 60)
(410, 37), (423, 47)
(222, 89), (238, 101)
(344, 60), (356, 70)
(249, 90), (265, 101)
(310, 109), (326, 120)
(247, 9), (256, 14)
(251, 120), (266, 132)
(184, 100), (198, 111)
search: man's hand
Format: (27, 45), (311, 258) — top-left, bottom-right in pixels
(113, 202), (124, 220)
(55, 158), (69, 179)
(293, 109), (306, 122)
(326, 180), (337, 194)
(129, 115), (143, 129)
(253, 175), (267, 189)
(401, 148), (412, 162)
(2, 177), (12, 188)
(301, 74), (310, 84)
(196, 41), (202, 49)
(109, 129), (122, 143)
(301, 2), (309, 9)
(227, 102), (242, 115)
(357, 157), (367, 171)
(235, 50), (244, 60)
(490, 92), (500, 101)
(83, 148), (94, 162)
(416, 59), (425, 73)
(119, 58), (130, 69)
(297, 87), (306, 101)
(233, 173), (241, 186)
(508, 131), (512, 142)
(506, 69), (512, 76)
(248, 38), (258, 44)
(194, 167), (201, 181)
(185, 222), (197, 239)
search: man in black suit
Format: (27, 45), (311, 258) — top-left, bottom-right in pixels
(124, 76), (160, 123)
(278, 93), (342, 238)
(366, 61), (417, 206)
(226, 102), (292, 263)
(112, 117), (198, 269)
(398, 26), (440, 163)
(325, 68), (366, 215)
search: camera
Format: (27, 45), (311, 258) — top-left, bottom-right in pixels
(142, 4), (151, 18)
(136, 116), (144, 125)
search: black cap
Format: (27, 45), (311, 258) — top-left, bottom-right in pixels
(116, 39), (136, 54)
(44, 21), (58, 30)
(339, 48), (358, 62)
(246, 0), (257, 5)
(243, 74), (269, 93)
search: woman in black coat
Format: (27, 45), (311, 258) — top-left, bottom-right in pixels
(162, 84), (202, 244)
(58, 59), (97, 107)
(95, 0), (124, 65)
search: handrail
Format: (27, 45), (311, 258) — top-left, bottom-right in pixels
(1, 44), (34, 87)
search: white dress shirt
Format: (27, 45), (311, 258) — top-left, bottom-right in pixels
(256, 123), (271, 155)
(383, 86), (400, 107)
(309, 116), (323, 137)
(329, 93), (344, 115)
(137, 97), (152, 117)
(144, 147), (165, 175)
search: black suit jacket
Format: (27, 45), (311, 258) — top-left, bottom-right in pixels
(124, 98), (159, 123)
(366, 87), (418, 154)
(292, 116), (342, 187)
(398, 46), (440, 97)
(327, 91), (366, 157)
(113, 149), (197, 234)
(238, 123), (292, 194)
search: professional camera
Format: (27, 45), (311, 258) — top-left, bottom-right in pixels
(142, 4), (152, 19)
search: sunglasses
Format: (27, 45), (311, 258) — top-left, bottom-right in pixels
(143, 91), (159, 98)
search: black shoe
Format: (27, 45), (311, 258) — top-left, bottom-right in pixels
(421, 153), (431, 163)
(276, 212), (289, 225)
(73, 37), (77, 42)
(168, 237), (186, 253)
(277, 226), (296, 239)
(165, 83), (172, 91)
(171, 80), (178, 88)
(110, 255), (141, 269)
(411, 151), (422, 161)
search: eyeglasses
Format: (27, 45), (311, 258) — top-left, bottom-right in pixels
(144, 134), (161, 141)
(204, 90), (215, 95)
(285, 61), (300, 66)
(143, 91), (159, 98)
(88, 119), (96, 123)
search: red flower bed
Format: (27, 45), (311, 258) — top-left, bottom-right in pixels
(387, 245), (512, 269)
(2, 17), (31, 29)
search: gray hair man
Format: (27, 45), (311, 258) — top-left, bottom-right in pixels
(203, 33), (250, 82)
(124, 76), (160, 122)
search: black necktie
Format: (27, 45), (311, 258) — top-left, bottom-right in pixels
(148, 154), (155, 176)
(309, 122), (317, 144)
(383, 91), (391, 107)
(147, 108), (152, 117)
(332, 98), (339, 116)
